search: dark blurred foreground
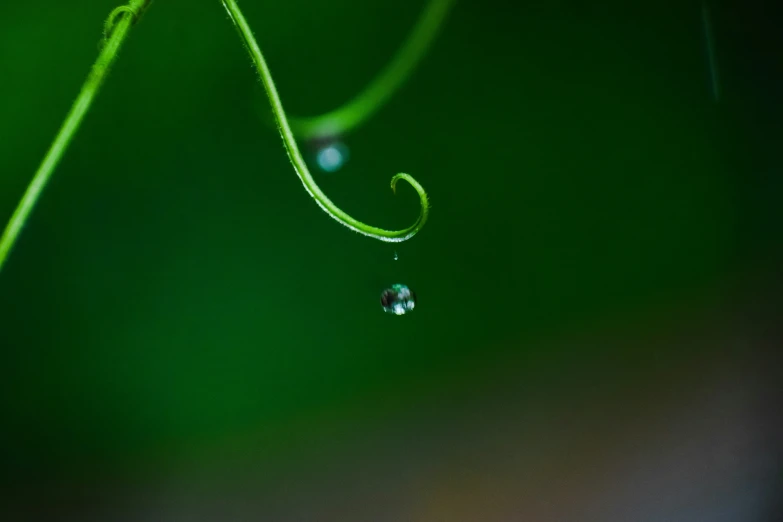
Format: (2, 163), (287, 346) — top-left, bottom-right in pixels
(2, 274), (781, 522)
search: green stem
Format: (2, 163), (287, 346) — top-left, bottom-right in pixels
(289, 0), (455, 140)
(0, 0), (151, 273)
(222, 0), (429, 243)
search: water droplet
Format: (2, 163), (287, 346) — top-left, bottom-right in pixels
(314, 140), (350, 172)
(380, 284), (417, 315)
(393, 250), (399, 261)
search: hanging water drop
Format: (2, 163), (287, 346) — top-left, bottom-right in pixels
(393, 250), (399, 261)
(313, 139), (350, 172)
(380, 284), (417, 315)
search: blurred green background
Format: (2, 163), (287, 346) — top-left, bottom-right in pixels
(0, 0), (779, 510)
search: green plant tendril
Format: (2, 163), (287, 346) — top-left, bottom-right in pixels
(0, 0), (151, 273)
(222, 0), (429, 243)
(287, 0), (455, 140)
(103, 5), (141, 41)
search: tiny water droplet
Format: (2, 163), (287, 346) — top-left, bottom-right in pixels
(393, 250), (399, 261)
(313, 139), (350, 172)
(380, 284), (416, 315)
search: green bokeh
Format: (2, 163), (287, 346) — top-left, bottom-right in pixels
(0, 0), (769, 483)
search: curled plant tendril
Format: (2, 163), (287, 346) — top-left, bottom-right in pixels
(104, 7), (136, 41)
(0, 0), (151, 273)
(221, 0), (430, 243)
(103, 0), (148, 41)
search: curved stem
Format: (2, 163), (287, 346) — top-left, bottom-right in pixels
(288, 0), (455, 139)
(222, 0), (430, 243)
(0, 0), (151, 273)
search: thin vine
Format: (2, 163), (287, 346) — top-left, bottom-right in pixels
(1, 0), (430, 274)
(0, 0), (152, 272)
(287, 0), (455, 140)
(222, 0), (430, 242)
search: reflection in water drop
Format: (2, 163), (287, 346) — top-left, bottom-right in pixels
(380, 284), (416, 315)
(315, 140), (350, 172)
